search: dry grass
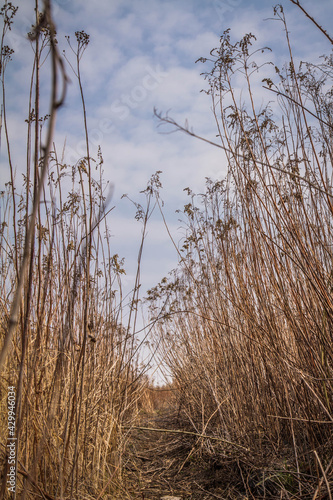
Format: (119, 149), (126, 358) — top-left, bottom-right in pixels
(0, 4), (151, 498)
(148, 9), (333, 499)
(1, 2), (333, 498)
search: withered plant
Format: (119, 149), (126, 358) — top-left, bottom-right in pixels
(0, 1), (152, 498)
(149, 5), (333, 497)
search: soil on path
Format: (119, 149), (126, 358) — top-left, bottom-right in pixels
(122, 400), (247, 500)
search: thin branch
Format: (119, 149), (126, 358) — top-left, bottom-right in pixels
(289, 0), (333, 45)
(313, 451), (333, 500)
(124, 426), (250, 451)
(154, 109), (333, 199)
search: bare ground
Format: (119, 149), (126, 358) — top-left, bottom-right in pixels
(122, 407), (261, 500)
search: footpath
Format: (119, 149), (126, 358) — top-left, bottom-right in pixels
(122, 399), (240, 500)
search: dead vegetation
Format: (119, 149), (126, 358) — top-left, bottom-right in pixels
(146, 6), (333, 499)
(0, 1), (333, 499)
(0, 2), (152, 497)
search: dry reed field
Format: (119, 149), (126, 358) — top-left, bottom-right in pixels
(147, 5), (333, 498)
(0, 0), (333, 498)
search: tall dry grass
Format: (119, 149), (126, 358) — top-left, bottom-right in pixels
(0, 3), (151, 498)
(149, 7), (333, 497)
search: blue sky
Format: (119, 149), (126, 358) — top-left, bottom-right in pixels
(2, 0), (333, 337)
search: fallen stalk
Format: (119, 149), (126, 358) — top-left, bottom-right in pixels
(124, 426), (250, 451)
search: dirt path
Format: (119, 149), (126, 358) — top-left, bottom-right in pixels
(122, 407), (245, 500)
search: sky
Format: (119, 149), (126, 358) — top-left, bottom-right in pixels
(1, 0), (333, 375)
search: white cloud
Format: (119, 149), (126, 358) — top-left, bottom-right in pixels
(2, 0), (333, 331)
